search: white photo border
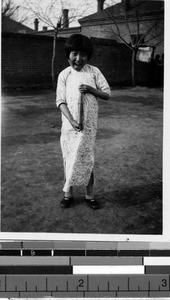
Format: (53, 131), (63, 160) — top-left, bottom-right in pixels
(0, 0), (169, 243)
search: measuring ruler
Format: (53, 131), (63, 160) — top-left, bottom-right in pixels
(0, 241), (170, 298)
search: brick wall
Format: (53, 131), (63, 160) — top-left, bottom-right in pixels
(2, 33), (54, 89)
(2, 32), (158, 89)
(90, 38), (132, 86)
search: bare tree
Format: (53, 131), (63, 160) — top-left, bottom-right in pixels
(1, 0), (19, 18)
(22, 0), (94, 89)
(102, 0), (164, 86)
(1, 0), (31, 23)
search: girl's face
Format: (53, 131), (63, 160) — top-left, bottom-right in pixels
(68, 51), (88, 71)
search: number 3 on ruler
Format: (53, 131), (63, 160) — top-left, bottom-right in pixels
(162, 279), (167, 287)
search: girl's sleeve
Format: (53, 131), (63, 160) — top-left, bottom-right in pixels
(56, 71), (67, 108)
(94, 67), (111, 96)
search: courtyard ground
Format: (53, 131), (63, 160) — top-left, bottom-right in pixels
(1, 86), (163, 234)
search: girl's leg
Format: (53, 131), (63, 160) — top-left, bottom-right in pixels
(60, 186), (73, 208)
(64, 186), (73, 198)
(86, 172), (94, 199)
(85, 172), (99, 209)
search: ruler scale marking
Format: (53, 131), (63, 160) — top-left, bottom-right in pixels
(46, 277), (47, 291)
(5, 275), (6, 292)
(1, 275), (170, 295)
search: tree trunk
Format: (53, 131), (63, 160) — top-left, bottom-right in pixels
(131, 48), (137, 87)
(52, 29), (58, 91)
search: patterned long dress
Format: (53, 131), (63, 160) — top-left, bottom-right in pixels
(56, 64), (111, 192)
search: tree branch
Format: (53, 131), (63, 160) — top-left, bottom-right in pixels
(138, 15), (163, 46)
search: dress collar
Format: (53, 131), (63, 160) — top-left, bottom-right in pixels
(70, 64), (88, 74)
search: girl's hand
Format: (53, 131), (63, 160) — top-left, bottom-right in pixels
(79, 84), (110, 100)
(70, 119), (82, 132)
(79, 84), (93, 94)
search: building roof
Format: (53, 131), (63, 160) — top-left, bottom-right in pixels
(2, 16), (35, 33)
(78, 0), (164, 25)
(35, 26), (81, 37)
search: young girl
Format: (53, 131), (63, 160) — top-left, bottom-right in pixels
(56, 34), (111, 209)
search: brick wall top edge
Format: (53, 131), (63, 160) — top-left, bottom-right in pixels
(90, 37), (117, 45)
(2, 32), (130, 47)
(2, 32), (54, 40)
(90, 37), (129, 48)
(35, 35), (67, 42)
(2, 32), (69, 44)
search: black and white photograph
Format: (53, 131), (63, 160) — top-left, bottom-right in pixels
(1, 0), (166, 236)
